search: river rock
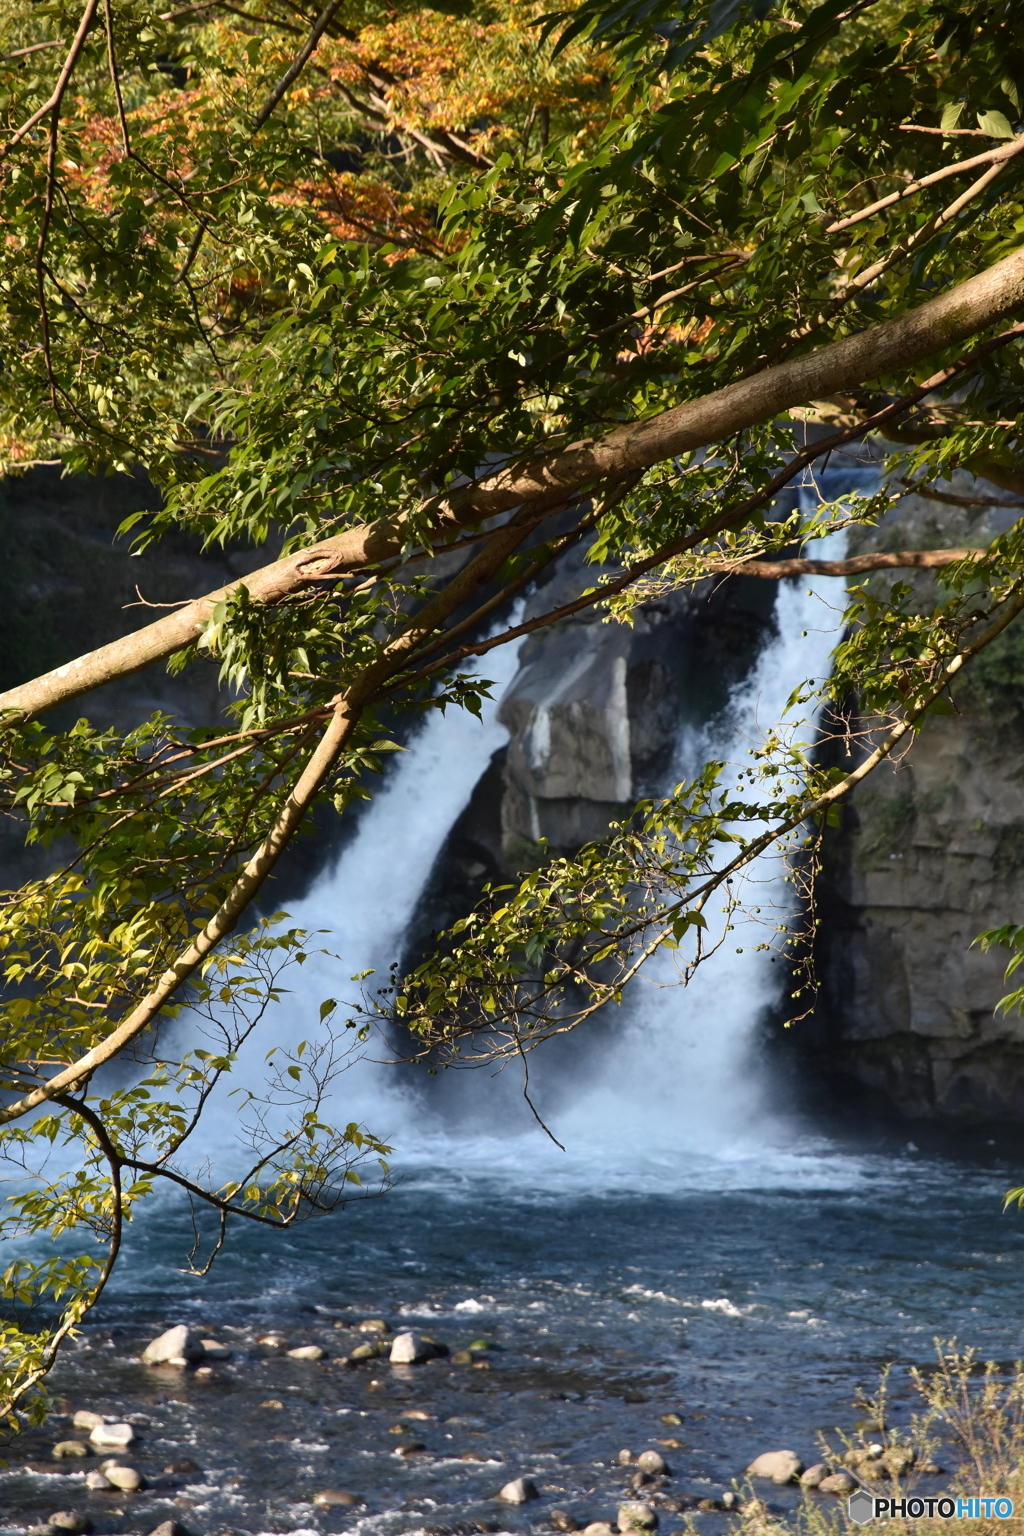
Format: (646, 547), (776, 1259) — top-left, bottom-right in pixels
(85, 1471), (112, 1490)
(287, 1344), (325, 1360)
(148, 1523), (196, 1536)
(396, 1442), (428, 1456)
(659, 1413), (683, 1426)
(582, 1524), (616, 1536)
(636, 1450), (669, 1475)
(199, 1338), (232, 1359)
(550, 1509), (580, 1531)
(88, 1422), (135, 1451)
(164, 1458), (202, 1474)
(618, 1503), (658, 1531)
(141, 1324), (205, 1366)
(257, 1332), (289, 1348)
(799, 1463), (829, 1488)
(697, 1499), (723, 1513)
(359, 1318), (391, 1333)
(746, 1449), (803, 1484)
(617, 1449), (634, 1465)
(313, 1489), (365, 1506)
(390, 1330), (433, 1365)
(451, 1349), (474, 1365)
(52, 1441), (90, 1459)
(72, 1411), (105, 1431)
(818, 1471), (856, 1495)
(103, 1464), (145, 1492)
(350, 1341), (383, 1360)
(498, 1477), (539, 1503)
(48, 1516), (92, 1534)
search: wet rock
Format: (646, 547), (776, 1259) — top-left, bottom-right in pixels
(52, 1441), (90, 1459)
(350, 1341), (383, 1360)
(313, 1489), (366, 1507)
(84, 1471), (113, 1490)
(746, 1450), (803, 1484)
(148, 1523), (196, 1536)
(194, 1366), (217, 1380)
(799, 1464), (829, 1488)
(551, 1510), (580, 1531)
(656, 1438), (684, 1450)
(401, 1409), (433, 1421)
(461, 1451), (494, 1462)
(498, 1477), (539, 1503)
(358, 1318), (391, 1333)
(818, 1472), (856, 1496)
(629, 1472), (653, 1491)
(451, 1349), (474, 1365)
(843, 1444), (883, 1467)
(257, 1331), (290, 1348)
(88, 1422), (135, 1451)
(659, 1414), (683, 1426)
(472, 1358), (492, 1370)
(71, 1411), (105, 1432)
(636, 1451), (669, 1476)
(618, 1503), (658, 1531)
(582, 1523), (616, 1536)
(919, 1462), (944, 1475)
(390, 1330), (434, 1365)
(287, 1344), (326, 1360)
(697, 1499), (723, 1513)
(617, 1449), (635, 1465)
(141, 1324), (205, 1366)
(48, 1516), (92, 1534)
(721, 1493), (738, 1510)
(883, 1447), (915, 1476)
(199, 1338), (232, 1359)
(102, 1463), (146, 1492)
(258, 1399), (284, 1410)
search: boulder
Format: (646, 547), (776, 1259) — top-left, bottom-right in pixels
(746, 1450), (803, 1484)
(84, 1472), (112, 1490)
(52, 1441), (90, 1459)
(498, 1477), (540, 1504)
(47, 1517), (92, 1535)
(799, 1464), (829, 1488)
(103, 1464), (145, 1493)
(636, 1451), (669, 1476)
(88, 1422), (135, 1451)
(287, 1344), (325, 1360)
(390, 1331), (434, 1365)
(313, 1489), (365, 1507)
(618, 1503), (658, 1532)
(72, 1411), (104, 1431)
(818, 1472), (857, 1496)
(141, 1324), (204, 1366)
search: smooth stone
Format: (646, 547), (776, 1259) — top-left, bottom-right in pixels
(164, 1459), (202, 1475)
(659, 1413), (683, 1426)
(818, 1472), (857, 1495)
(451, 1350), (475, 1365)
(350, 1342), (382, 1360)
(617, 1449), (634, 1465)
(550, 1511), (580, 1532)
(313, 1489), (365, 1506)
(287, 1344), (325, 1360)
(102, 1464), (145, 1492)
(48, 1517), (92, 1535)
(582, 1524), (616, 1536)
(390, 1330), (434, 1365)
(84, 1472), (112, 1490)
(52, 1442), (90, 1459)
(746, 1449), (803, 1484)
(148, 1523), (196, 1536)
(141, 1324), (205, 1366)
(460, 1451), (493, 1462)
(629, 1472), (653, 1491)
(257, 1332), (290, 1348)
(657, 1438), (684, 1450)
(636, 1450), (669, 1475)
(358, 1318), (391, 1333)
(193, 1366), (217, 1380)
(72, 1411), (105, 1432)
(498, 1477), (539, 1504)
(799, 1463), (829, 1488)
(721, 1493), (738, 1510)
(618, 1503), (658, 1532)
(88, 1422), (134, 1451)
(199, 1339), (232, 1359)
(401, 1409), (433, 1420)
(259, 1399), (284, 1410)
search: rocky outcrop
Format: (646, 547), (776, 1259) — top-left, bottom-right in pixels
(803, 470), (1024, 1121)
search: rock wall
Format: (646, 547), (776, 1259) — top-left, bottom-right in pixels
(801, 470), (1024, 1122)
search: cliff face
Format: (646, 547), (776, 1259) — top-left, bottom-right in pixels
(803, 473), (1024, 1122)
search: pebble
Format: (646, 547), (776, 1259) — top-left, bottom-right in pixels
(745, 1449), (803, 1484)
(498, 1477), (539, 1504)
(818, 1471), (856, 1495)
(141, 1324), (205, 1366)
(799, 1464), (829, 1488)
(617, 1449), (634, 1465)
(618, 1503), (658, 1532)
(257, 1332), (290, 1348)
(287, 1344), (326, 1360)
(88, 1422), (135, 1451)
(47, 1516), (92, 1535)
(550, 1511), (580, 1532)
(390, 1330), (434, 1365)
(313, 1489), (365, 1507)
(636, 1451), (669, 1475)
(401, 1409), (433, 1421)
(103, 1464), (145, 1492)
(259, 1399), (284, 1410)
(51, 1441), (90, 1459)
(71, 1412), (105, 1432)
